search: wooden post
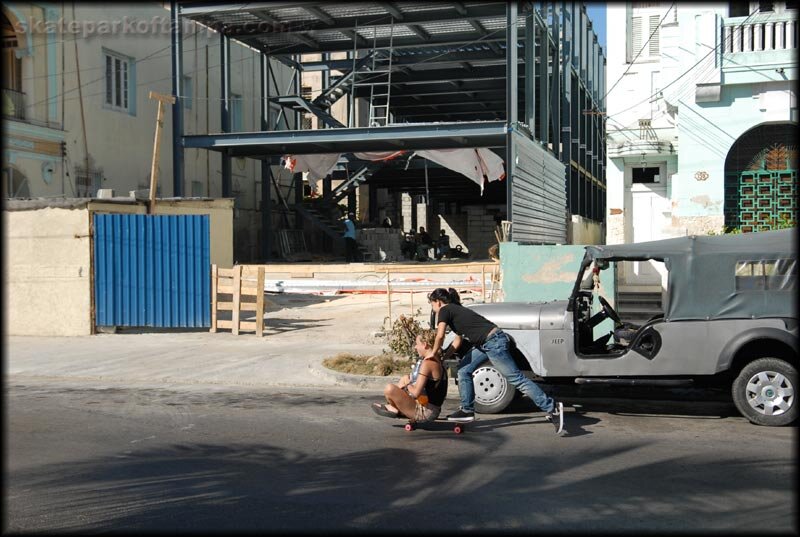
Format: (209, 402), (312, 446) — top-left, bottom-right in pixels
(210, 264), (218, 332)
(148, 91), (176, 215)
(256, 266), (265, 337)
(232, 264), (241, 335)
(481, 264), (487, 302)
(386, 269), (392, 325)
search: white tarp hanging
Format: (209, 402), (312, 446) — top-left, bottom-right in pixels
(414, 148), (505, 194)
(281, 148), (504, 193)
(283, 153), (341, 180)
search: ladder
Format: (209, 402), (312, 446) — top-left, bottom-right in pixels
(349, 19), (395, 127)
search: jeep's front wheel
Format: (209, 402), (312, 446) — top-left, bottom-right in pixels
(473, 365), (516, 414)
(732, 358), (797, 426)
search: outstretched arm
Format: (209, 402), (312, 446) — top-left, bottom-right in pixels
(426, 321), (448, 359)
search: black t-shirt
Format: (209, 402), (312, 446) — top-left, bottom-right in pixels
(437, 303), (496, 346)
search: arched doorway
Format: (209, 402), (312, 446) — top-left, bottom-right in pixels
(724, 123), (798, 232)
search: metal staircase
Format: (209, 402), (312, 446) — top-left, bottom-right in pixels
(270, 95), (345, 128)
(311, 51), (376, 109)
(330, 160), (387, 203)
(291, 201), (372, 261)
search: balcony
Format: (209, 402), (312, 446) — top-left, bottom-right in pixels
(722, 12), (797, 54)
(2, 88), (25, 121)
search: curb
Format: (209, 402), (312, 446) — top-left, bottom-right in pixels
(308, 359), (459, 391)
(307, 360), (397, 390)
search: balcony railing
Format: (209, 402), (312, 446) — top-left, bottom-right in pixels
(722, 12), (798, 53)
(2, 88), (25, 120)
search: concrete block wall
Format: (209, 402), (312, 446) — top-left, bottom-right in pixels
(465, 204), (505, 259)
(357, 227), (404, 262)
(375, 188), (399, 227)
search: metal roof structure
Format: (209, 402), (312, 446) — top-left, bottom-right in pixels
(170, 1), (607, 259)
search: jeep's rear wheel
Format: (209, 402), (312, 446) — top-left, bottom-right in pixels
(473, 365), (516, 414)
(732, 358), (797, 426)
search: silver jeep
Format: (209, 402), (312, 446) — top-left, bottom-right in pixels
(446, 229), (798, 426)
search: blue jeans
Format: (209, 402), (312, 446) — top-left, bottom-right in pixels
(456, 330), (554, 413)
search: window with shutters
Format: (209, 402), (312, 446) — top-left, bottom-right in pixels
(627, 4), (669, 63)
(103, 49), (132, 113)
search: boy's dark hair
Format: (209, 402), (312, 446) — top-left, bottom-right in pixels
(428, 287), (461, 305)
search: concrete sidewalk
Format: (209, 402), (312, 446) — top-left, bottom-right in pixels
(6, 293), (460, 393)
(6, 331), (396, 391)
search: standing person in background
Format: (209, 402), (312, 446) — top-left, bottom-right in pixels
(425, 287), (565, 434)
(343, 212), (357, 262)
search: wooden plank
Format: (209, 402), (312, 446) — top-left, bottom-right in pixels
(256, 267), (265, 337)
(210, 264), (218, 333)
(239, 321), (257, 331)
(232, 265), (241, 336)
(217, 267), (236, 278)
(481, 265), (486, 302)
(217, 302), (235, 311)
(217, 320), (234, 329)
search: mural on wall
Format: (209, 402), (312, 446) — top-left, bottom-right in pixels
(724, 123), (798, 232)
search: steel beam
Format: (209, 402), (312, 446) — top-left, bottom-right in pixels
(220, 32), (231, 198)
(506, 1), (518, 231)
(525, 3), (535, 135)
(260, 53), (272, 261)
(171, 0), (184, 197)
(182, 122), (508, 157)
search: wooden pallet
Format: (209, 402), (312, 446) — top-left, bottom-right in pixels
(210, 264), (268, 336)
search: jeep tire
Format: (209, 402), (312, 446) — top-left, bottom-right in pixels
(473, 365), (516, 414)
(732, 358), (797, 426)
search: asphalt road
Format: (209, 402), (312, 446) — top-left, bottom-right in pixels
(6, 380), (797, 533)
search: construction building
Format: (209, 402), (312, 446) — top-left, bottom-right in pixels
(173, 1), (607, 261)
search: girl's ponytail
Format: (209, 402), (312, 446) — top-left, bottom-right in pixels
(447, 288), (461, 305)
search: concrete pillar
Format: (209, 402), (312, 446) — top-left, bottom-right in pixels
(754, 23), (764, 51)
(765, 22), (774, 50)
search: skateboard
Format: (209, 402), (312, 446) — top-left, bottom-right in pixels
(404, 417), (476, 434)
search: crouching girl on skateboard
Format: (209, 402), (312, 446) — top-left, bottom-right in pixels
(371, 329), (448, 423)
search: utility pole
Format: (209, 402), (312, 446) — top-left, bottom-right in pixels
(148, 91), (176, 214)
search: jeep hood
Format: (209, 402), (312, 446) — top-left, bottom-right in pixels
(468, 300), (568, 331)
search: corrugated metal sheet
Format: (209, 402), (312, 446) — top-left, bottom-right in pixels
(93, 214), (211, 328)
(510, 130), (567, 244)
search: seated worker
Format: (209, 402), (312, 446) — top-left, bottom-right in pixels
(401, 231), (417, 260)
(435, 229), (451, 260)
(371, 329), (448, 423)
(417, 226), (434, 260)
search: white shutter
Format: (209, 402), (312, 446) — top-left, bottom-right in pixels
(649, 15), (661, 56)
(631, 15), (642, 60)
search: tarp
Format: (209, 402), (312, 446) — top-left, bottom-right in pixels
(414, 148), (505, 194)
(281, 149), (505, 192)
(582, 229), (798, 321)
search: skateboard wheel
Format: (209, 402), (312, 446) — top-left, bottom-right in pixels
(404, 423), (414, 431)
(453, 426), (463, 434)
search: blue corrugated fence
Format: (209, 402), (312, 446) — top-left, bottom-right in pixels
(94, 213), (211, 328)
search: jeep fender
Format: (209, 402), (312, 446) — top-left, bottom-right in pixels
(717, 326), (799, 372)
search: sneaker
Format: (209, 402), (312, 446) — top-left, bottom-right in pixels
(446, 408), (475, 422)
(546, 401), (564, 434)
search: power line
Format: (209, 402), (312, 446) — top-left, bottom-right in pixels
(604, 5), (763, 125)
(601, 2), (676, 104)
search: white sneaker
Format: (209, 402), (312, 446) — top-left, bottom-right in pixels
(546, 401), (564, 434)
